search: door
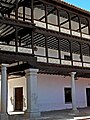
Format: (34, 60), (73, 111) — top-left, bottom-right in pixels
(86, 88), (90, 106)
(15, 87), (23, 111)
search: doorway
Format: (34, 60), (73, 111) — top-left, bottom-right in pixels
(14, 87), (23, 111)
(86, 88), (90, 106)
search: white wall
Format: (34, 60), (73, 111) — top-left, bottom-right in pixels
(37, 74), (90, 111)
(7, 74), (90, 112)
(8, 76), (27, 112)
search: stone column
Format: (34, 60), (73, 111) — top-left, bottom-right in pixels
(71, 72), (77, 111)
(25, 68), (40, 118)
(0, 64), (8, 120)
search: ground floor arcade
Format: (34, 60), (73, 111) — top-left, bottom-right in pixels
(0, 64), (90, 119)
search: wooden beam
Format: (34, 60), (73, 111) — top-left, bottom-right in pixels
(31, 0), (34, 23)
(15, 0), (18, 20)
(0, 17), (35, 28)
(76, 25), (88, 31)
(15, 26), (18, 52)
(39, 8), (55, 21)
(35, 27), (90, 45)
(60, 15), (77, 26)
(45, 36), (48, 63)
(23, 6), (25, 21)
(0, 50), (36, 64)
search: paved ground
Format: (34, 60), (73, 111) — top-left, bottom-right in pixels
(41, 107), (90, 120)
(8, 107), (90, 120)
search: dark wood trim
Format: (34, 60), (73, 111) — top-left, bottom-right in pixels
(0, 50), (36, 64)
(78, 15), (82, 36)
(31, 31), (34, 55)
(0, 17), (35, 28)
(58, 39), (61, 64)
(15, 0), (18, 20)
(45, 4), (48, 29)
(69, 41), (73, 66)
(79, 43), (83, 67)
(88, 20), (90, 35)
(31, 0), (34, 23)
(39, 7), (55, 21)
(35, 27), (90, 45)
(15, 27), (18, 52)
(60, 15), (77, 26)
(23, 6), (25, 21)
(68, 12), (71, 35)
(45, 36), (48, 63)
(57, 9), (60, 32)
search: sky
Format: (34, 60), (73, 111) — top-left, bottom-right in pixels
(64, 0), (90, 11)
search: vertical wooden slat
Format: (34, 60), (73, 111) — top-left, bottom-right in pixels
(31, 0), (34, 23)
(45, 4), (48, 29)
(15, 0), (18, 20)
(15, 27), (18, 52)
(78, 16), (82, 37)
(58, 38), (61, 64)
(79, 43), (83, 67)
(31, 31), (34, 55)
(23, 6), (25, 21)
(45, 36), (48, 63)
(68, 12), (72, 35)
(57, 9), (60, 32)
(69, 41), (73, 66)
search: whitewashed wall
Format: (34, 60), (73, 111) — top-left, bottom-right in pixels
(7, 74), (90, 112)
(37, 74), (89, 111)
(8, 77), (27, 112)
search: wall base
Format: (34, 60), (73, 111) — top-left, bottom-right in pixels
(0, 113), (8, 120)
(24, 111), (41, 119)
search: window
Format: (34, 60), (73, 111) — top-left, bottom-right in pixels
(64, 88), (72, 103)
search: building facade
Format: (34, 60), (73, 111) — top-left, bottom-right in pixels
(0, 0), (90, 119)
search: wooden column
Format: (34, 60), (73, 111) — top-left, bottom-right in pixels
(88, 19), (90, 35)
(79, 43), (83, 67)
(68, 12), (72, 35)
(45, 36), (48, 63)
(57, 9), (60, 32)
(31, 31), (34, 55)
(15, 27), (18, 52)
(23, 6), (25, 21)
(58, 39), (61, 64)
(15, 0), (18, 20)
(69, 41), (73, 66)
(78, 16), (82, 37)
(31, 0), (34, 23)
(45, 4), (48, 29)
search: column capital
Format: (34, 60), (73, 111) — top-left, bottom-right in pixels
(1, 64), (8, 71)
(25, 68), (39, 76)
(71, 72), (76, 76)
(1, 64), (8, 67)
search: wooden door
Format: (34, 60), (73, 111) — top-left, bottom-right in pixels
(15, 87), (23, 111)
(86, 88), (90, 106)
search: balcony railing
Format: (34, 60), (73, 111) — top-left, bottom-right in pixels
(0, 44), (90, 68)
(34, 20), (90, 40)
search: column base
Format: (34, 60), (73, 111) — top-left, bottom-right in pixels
(24, 111), (41, 119)
(0, 113), (8, 120)
(69, 109), (79, 115)
(72, 109), (79, 114)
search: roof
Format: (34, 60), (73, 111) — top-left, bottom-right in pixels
(51, 0), (90, 17)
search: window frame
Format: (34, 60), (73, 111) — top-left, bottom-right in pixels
(64, 87), (72, 104)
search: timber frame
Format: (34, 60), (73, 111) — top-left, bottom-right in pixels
(0, 0), (90, 77)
